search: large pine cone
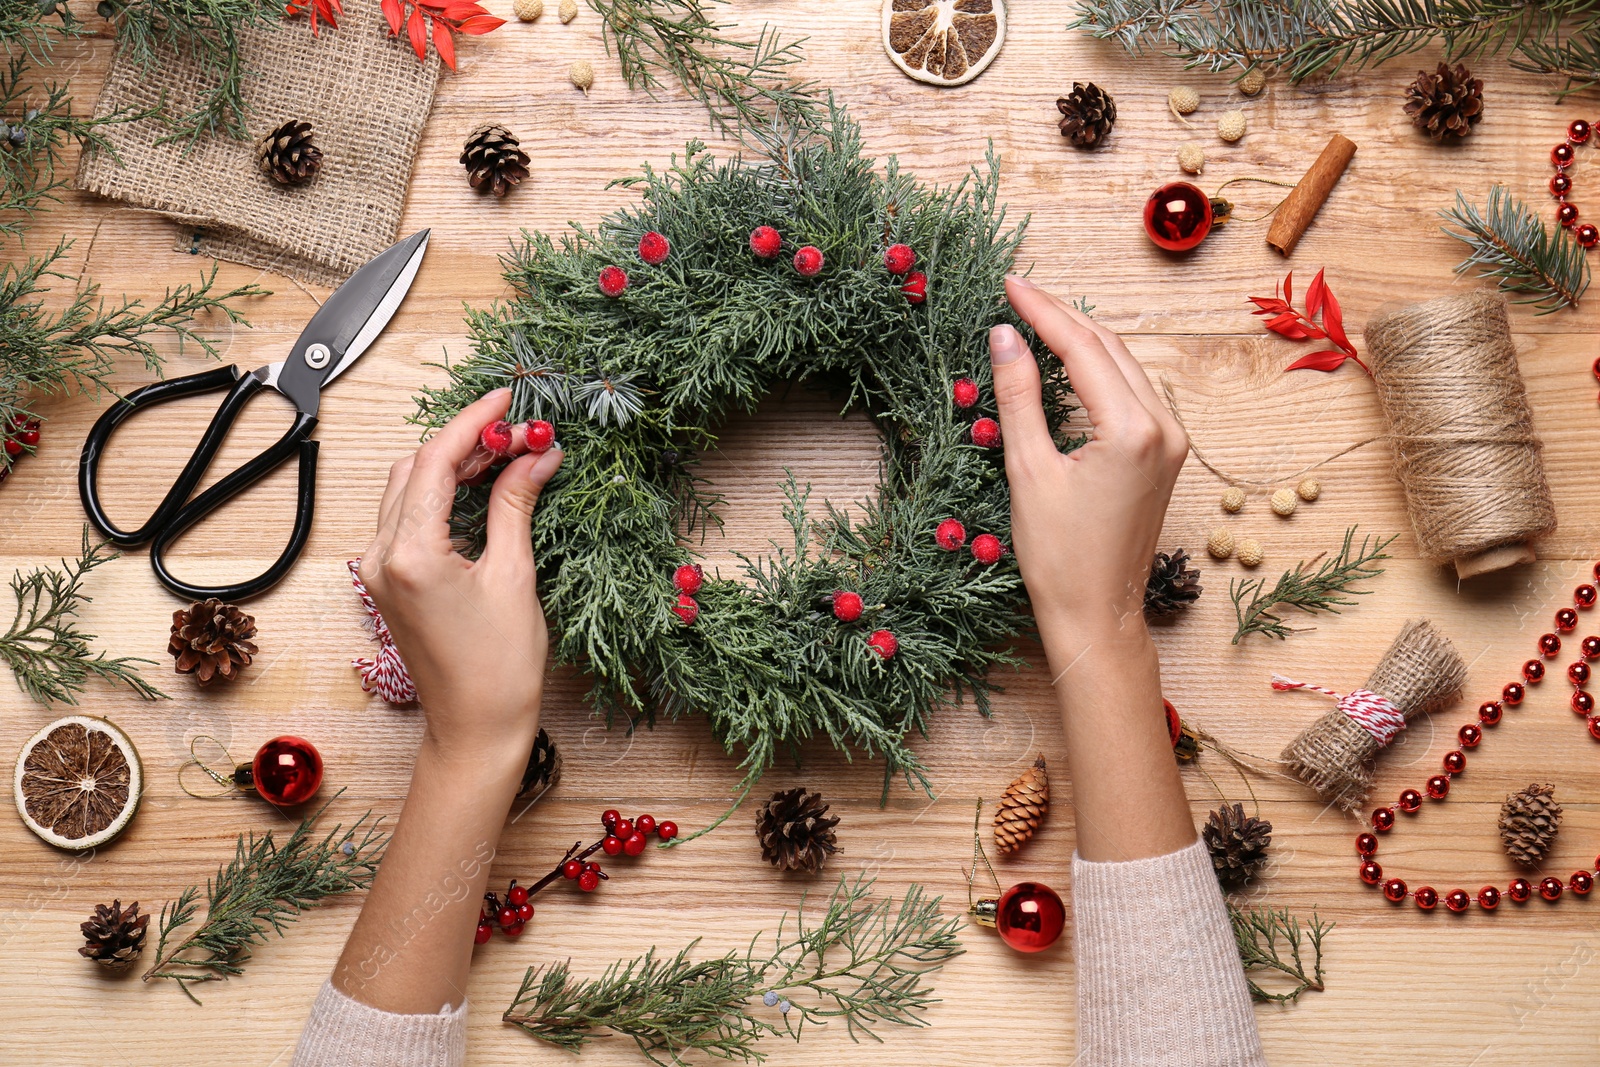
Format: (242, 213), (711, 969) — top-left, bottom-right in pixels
(1403, 62), (1484, 141)
(1500, 783), (1561, 866)
(1202, 803), (1272, 892)
(257, 120), (323, 186)
(1057, 81), (1116, 148)
(756, 787), (839, 874)
(1145, 548), (1203, 618)
(79, 899), (148, 967)
(169, 599), (258, 686)
(993, 755), (1049, 854)
(461, 124), (531, 198)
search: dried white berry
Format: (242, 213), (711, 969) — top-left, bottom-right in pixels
(1270, 488), (1297, 517)
(1296, 477), (1321, 502)
(1221, 486), (1245, 513)
(1169, 86), (1200, 115)
(1207, 527), (1234, 560)
(1237, 538), (1265, 567)
(1218, 110), (1247, 143)
(570, 59), (594, 93)
(1238, 68), (1266, 96)
(1178, 142), (1205, 175)
(559, 0), (577, 21)
(512, 0), (542, 20)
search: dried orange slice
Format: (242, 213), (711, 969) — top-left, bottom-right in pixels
(14, 716), (142, 850)
(883, 0), (1005, 87)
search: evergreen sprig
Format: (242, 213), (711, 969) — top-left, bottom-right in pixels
(1441, 185), (1590, 313)
(143, 800), (387, 1003)
(1229, 903), (1330, 1003)
(504, 877), (963, 1065)
(0, 528), (165, 705)
(1230, 527), (1394, 642)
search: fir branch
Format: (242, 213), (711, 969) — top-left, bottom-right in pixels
(504, 877), (962, 1065)
(0, 0), (81, 61)
(143, 799), (387, 1003)
(1229, 527), (1394, 642)
(1229, 903), (1330, 1003)
(1513, 23), (1600, 93)
(1441, 185), (1590, 313)
(0, 528), (165, 705)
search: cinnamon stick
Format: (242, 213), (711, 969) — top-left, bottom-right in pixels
(1266, 134), (1357, 256)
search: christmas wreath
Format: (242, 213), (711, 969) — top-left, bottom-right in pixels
(415, 108), (1079, 819)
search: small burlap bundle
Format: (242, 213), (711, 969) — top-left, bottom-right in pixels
(1278, 618), (1467, 812)
(75, 6), (439, 287)
(1364, 290), (1557, 579)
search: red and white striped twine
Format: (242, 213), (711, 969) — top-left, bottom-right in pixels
(1271, 674), (1406, 745)
(349, 558), (416, 706)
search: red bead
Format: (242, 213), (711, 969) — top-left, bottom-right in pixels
(792, 245), (824, 277)
(623, 831), (647, 856)
(1584, 635), (1600, 659)
(672, 592), (699, 625)
(1541, 876), (1565, 901)
(524, 420), (555, 453)
(656, 820), (678, 840)
(635, 814), (656, 835)
(748, 226), (782, 259)
(1558, 607), (1580, 632)
(1383, 878), (1408, 903)
(601, 835), (623, 855)
(602, 809), (621, 830)
(503, 920), (525, 937)
(498, 905), (518, 927)
(1579, 585), (1599, 608)
(952, 378), (980, 409)
(1503, 682), (1526, 705)
(1415, 886), (1438, 910)
(1445, 889), (1471, 913)
(508, 883), (529, 906)
(577, 870), (600, 892)
(1580, 224), (1600, 248)
(1478, 886), (1500, 910)
(1372, 807), (1396, 831)
(1479, 700), (1504, 725)
(613, 818), (633, 840)
(832, 591), (864, 623)
(970, 417), (1001, 447)
(900, 271), (928, 304)
(1554, 142), (1577, 166)
(1574, 690), (1595, 714)
(1143, 182), (1213, 252)
(992, 881), (1066, 952)
(972, 533), (1004, 565)
(250, 736), (323, 807)
(1588, 715), (1600, 741)
(1572, 871), (1594, 894)
(673, 564), (703, 595)
(638, 231), (670, 265)
(883, 243), (916, 275)
(598, 265), (628, 296)
(1523, 659), (1546, 683)
(1360, 859), (1383, 885)
(1509, 878), (1533, 902)
(1397, 788), (1423, 813)
(1571, 661), (1591, 685)
(1558, 202), (1580, 227)
(1553, 173), (1574, 197)
(1356, 832), (1379, 856)
(1572, 119), (1593, 143)
(517, 902), (534, 921)
(1443, 750), (1466, 774)
(1540, 633), (1562, 656)
(1426, 775), (1450, 800)
(562, 859), (583, 879)
(1458, 723), (1482, 747)
(474, 922), (493, 944)
(866, 629), (899, 659)
(935, 518), (967, 551)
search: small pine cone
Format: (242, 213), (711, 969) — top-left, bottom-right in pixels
(512, 0), (542, 18)
(1404, 62), (1484, 142)
(1207, 527), (1234, 560)
(1177, 143), (1205, 175)
(570, 60), (594, 92)
(1270, 488), (1297, 517)
(1056, 82), (1116, 149)
(1145, 548), (1203, 618)
(257, 120), (322, 186)
(1237, 538), (1265, 567)
(1221, 486), (1246, 513)
(1296, 477), (1321, 502)
(756, 788), (839, 874)
(79, 899), (148, 967)
(461, 124), (531, 198)
(516, 727), (562, 800)
(169, 599), (257, 685)
(993, 755), (1049, 854)
(1203, 804), (1273, 892)
(1500, 783), (1561, 866)
(1168, 86), (1199, 115)
(1217, 109), (1247, 143)
(1237, 68), (1266, 96)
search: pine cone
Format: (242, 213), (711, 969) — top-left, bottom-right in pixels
(79, 899), (148, 967)
(1404, 62), (1484, 142)
(169, 599), (258, 686)
(1056, 82), (1116, 148)
(1145, 548), (1203, 618)
(517, 727), (562, 800)
(756, 787), (839, 874)
(461, 124), (531, 198)
(1500, 783), (1561, 866)
(994, 755), (1049, 854)
(257, 120), (323, 186)
(1202, 803), (1272, 892)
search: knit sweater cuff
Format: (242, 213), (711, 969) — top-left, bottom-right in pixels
(1072, 838), (1265, 1067)
(292, 980), (468, 1067)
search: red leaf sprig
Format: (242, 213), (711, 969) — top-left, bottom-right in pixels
(381, 0), (505, 71)
(1248, 269), (1368, 375)
(284, 0), (341, 35)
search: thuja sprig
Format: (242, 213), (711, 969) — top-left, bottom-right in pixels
(1230, 527), (1395, 643)
(1441, 185), (1591, 314)
(503, 877), (963, 1065)
(1228, 903), (1330, 1003)
(143, 798), (387, 1003)
(0, 528), (165, 705)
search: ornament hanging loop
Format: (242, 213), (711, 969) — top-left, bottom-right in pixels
(178, 734), (241, 799)
(1212, 176), (1298, 224)
(965, 797), (1003, 918)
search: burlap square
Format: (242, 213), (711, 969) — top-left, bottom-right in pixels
(76, 4), (440, 287)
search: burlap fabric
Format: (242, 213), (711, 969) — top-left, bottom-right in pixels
(1280, 618), (1467, 812)
(75, 5), (440, 287)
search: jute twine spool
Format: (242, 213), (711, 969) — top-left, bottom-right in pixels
(1363, 290), (1557, 579)
(1278, 618), (1467, 812)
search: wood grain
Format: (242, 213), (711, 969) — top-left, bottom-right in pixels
(6, 2), (1600, 1063)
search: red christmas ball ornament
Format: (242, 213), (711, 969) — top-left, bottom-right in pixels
(1143, 182), (1214, 252)
(1574, 690), (1595, 715)
(884, 243), (916, 274)
(1572, 870), (1594, 894)
(598, 265), (629, 297)
(832, 590), (864, 623)
(952, 378), (980, 409)
(673, 563), (704, 595)
(1425, 774), (1451, 800)
(866, 629), (898, 660)
(793, 245), (824, 277)
(245, 736), (323, 807)
(1570, 660), (1591, 685)
(638, 231), (670, 265)
(935, 518), (967, 551)
(971, 881), (1066, 952)
(971, 533), (1004, 565)
(524, 420), (556, 453)
(901, 271), (928, 304)
(480, 420), (514, 456)
(672, 592), (699, 626)
(748, 225), (782, 259)
(970, 417), (1001, 447)
(1587, 714), (1600, 741)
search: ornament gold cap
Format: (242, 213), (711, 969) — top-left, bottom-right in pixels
(968, 898), (999, 927)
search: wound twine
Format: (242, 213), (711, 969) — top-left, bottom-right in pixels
(349, 559), (416, 705)
(1278, 618), (1467, 812)
(1364, 290), (1557, 579)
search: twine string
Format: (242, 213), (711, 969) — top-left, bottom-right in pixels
(178, 734), (238, 799)
(349, 558), (417, 705)
(1271, 674), (1407, 746)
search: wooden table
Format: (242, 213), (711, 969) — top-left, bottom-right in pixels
(6, 2), (1600, 1062)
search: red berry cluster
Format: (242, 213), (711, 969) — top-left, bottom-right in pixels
(671, 563), (702, 625)
(479, 419), (558, 460)
(745, 225), (824, 277)
(948, 376), (1001, 448)
(2, 416), (41, 481)
(934, 518), (1005, 564)
(596, 231), (675, 296)
(824, 590), (899, 661)
(477, 879), (534, 942)
(883, 242), (926, 304)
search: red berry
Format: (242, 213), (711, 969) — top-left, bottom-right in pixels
(638, 231), (670, 265)
(793, 245), (824, 277)
(673, 593), (699, 625)
(517, 902), (534, 921)
(525, 420), (555, 453)
(480, 420), (513, 456)
(656, 820), (678, 840)
(635, 813), (657, 835)
(952, 378), (979, 409)
(623, 831), (647, 856)
(598, 265), (629, 297)
(508, 883), (529, 906)
(867, 629), (898, 659)
(504, 920), (525, 937)
(584, 861), (600, 875)
(474, 922), (493, 944)
(3, 439), (19, 456)
(614, 818), (634, 839)
(832, 590), (864, 623)
(883, 243), (916, 274)
(673, 563), (703, 595)
(498, 905), (518, 927)
(602, 809), (621, 830)
(578, 870), (600, 892)
(901, 271), (927, 304)
(562, 859), (583, 879)
(602, 835), (623, 855)
(19, 427), (38, 447)
(748, 225), (782, 259)
(972, 534), (1004, 565)
(935, 518), (966, 551)
(970, 417), (1001, 447)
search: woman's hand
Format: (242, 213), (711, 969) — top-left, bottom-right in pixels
(358, 388), (564, 766)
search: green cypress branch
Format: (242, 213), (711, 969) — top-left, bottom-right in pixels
(1229, 903), (1330, 1003)
(1441, 185), (1591, 313)
(1229, 527), (1394, 642)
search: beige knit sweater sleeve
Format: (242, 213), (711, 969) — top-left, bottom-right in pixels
(1072, 837), (1266, 1067)
(292, 981), (467, 1067)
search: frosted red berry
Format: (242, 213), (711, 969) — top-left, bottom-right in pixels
(623, 832), (647, 856)
(883, 243), (916, 274)
(901, 271), (927, 304)
(480, 420), (514, 456)
(656, 820), (678, 840)
(602, 835), (623, 855)
(635, 814), (657, 835)
(832, 590), (864, 623)
(952, 378), (979, 409)
(525, 420), (555, 452)
(673, 563), (704, 595)
(562, 859), (583, 879)
(971, 417), (1001, 447)
(638, 231), (670, 265)
(578, 870), (600, 892)
(793, 245), (824, 276)
(972, 534), (1004, 565)
(598, 265), (628, 297)
(673, 593), (699, 626)
(748, 225), (782, 259)
(936, 518), (967, 551)
(867, 629), (898, 660)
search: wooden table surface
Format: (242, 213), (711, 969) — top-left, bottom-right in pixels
(7, 2), (1600, 1063)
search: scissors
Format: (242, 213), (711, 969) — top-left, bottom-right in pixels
(78, 229), (430, 601)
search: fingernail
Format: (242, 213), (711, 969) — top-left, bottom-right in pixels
(990, 325), (1022, 366)
(1007, 274), (1037, 290)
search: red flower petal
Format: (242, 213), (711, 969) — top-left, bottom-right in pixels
(432, 14), (457, 68)
(1285, 350), (1359, 372)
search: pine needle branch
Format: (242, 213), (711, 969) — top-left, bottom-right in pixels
(142, 798), (387, 1003)
(1230, 526), (1394, 643)
(1441, 185), (1591, 313)
(0, 528), (165, 705)
(1228, 903), (1330, 1003)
